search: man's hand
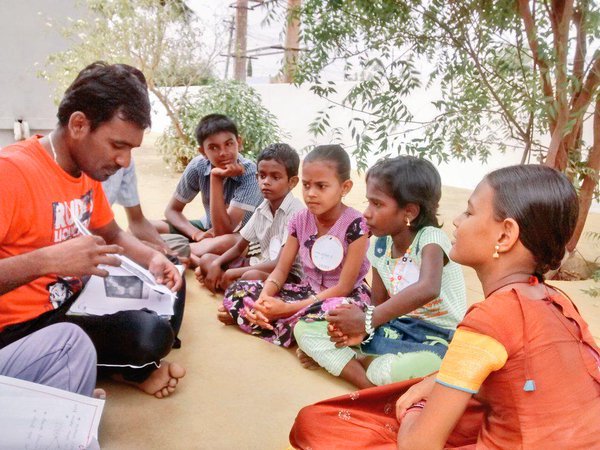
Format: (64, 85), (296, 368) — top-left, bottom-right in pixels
(211, 162), (245, 179)
(148, 252), (182, 291)
(49, 235), (123, 278)
(326, 304), (367, 336)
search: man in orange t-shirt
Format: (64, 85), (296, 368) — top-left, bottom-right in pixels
(0, 62), (185, 399)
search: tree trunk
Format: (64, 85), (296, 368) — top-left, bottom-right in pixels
(234, 0), (248, 82)
(567, 98), (600, 252)
(282, 0), (301, 83)
(149, 84), (190, 146)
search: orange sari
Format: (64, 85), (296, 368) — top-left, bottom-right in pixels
(290, 289), (600, 449)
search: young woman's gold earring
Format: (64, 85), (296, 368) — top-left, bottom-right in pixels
(405, 217), (411, 228)
(492, 244), (500, 259)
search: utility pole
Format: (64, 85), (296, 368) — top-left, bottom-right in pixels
(282, 0), (301, 83)
(224, 15), (235, 79)
(234, 0), (248, 82)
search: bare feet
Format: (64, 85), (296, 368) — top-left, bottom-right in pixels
(194, 265), (204, 284)
(93, 388), (106, 399)
(296, 348), (320, 370)
(137, 361), (186, 398)
(217, 305), (235, 325)
(189, 253), (201, 270)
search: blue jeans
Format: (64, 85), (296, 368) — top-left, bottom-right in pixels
(361, 317), (454, 358)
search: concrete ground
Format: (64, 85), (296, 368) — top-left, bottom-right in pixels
(98, 134), (600, 449)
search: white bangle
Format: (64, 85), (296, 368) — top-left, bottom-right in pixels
(362, 305), (376, 344)
(309, 294), (319, 303)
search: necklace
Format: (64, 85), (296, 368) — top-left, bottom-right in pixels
(485, 274), (541, 298)
(48, 131), (58, 161)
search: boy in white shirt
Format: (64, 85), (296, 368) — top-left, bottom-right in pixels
(196, 143), (304, 299)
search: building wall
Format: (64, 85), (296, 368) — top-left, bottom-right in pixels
(0, 0), (83, 147)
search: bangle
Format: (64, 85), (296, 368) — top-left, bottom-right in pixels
(361, 305), (376, 344)
(266, 278), (281, 290)
(405, 401), (427, 414)
(309, 294), (319, 303)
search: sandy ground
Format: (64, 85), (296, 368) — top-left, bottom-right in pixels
(98, 134), (600, 449)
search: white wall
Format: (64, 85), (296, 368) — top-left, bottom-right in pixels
(0, 0), (84, 147)
(150, 81), (599, 212)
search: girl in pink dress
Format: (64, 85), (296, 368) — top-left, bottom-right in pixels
(221, 145), (370, 347)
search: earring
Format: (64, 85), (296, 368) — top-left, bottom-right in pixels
(405, 217), (411, 228)
(492, 244), (500, 259)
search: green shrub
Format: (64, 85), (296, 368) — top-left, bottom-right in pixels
(157, 80), (284, 171)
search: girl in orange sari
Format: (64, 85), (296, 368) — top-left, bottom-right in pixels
(290, 165), (600, 449)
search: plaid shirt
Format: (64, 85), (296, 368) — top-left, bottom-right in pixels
(174, 155), (262, 228)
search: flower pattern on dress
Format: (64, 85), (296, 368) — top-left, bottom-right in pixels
(384, 402), (393, 415)
(338, 409), (351, 421)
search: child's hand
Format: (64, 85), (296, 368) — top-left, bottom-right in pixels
(244, 296), (274, 329)
(192, 228), (214, 243)
(254, 296), (291, 320)
(327, 323), (366, 348)
(211, 162), (245, 178)
(326, 304), (367, 336)
(204, 262), (223, 293)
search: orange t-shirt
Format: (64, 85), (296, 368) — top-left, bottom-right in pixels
(0, 136), (114, 330)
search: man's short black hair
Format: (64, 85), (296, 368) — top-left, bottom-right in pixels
(256, 143), (300, 178)
(57, 61), (151, 130)
(194, 114), (239, 147)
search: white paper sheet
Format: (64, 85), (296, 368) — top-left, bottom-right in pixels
(0, 375), (104, 449)
(70, 209), (175, 299)
(67, 265), (179, 317)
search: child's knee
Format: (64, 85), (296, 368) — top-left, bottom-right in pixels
(240, 269), (266, 281)
(366, 351), (442, 386)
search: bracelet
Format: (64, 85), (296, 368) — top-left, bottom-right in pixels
(404, 401), (427, 414)
(309, 294), (319, 303)
(361, 305), (376, 344)
(266, 278), (281, 290)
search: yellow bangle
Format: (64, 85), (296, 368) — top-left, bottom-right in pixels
(266, 278), (281, 290)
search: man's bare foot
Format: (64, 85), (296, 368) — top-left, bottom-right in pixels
(217, 305), (235, 325)
(296, 348), (320, 370)
(137, 361), (186, 398)
(93, 388), (106, 399)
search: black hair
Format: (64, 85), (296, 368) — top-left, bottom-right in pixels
(484, 164), (578, 278)
(57, 61), (151, 130)
(194, 114), (239, 147)
(256, 143), (300, 178)
(304, 144), (351, 182)
(366, 155), (441, 230)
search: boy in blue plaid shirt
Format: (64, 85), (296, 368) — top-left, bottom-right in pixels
(155, 114), (263, 259)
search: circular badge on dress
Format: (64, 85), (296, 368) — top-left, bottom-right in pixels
(311, 235), (344, 271)
(268, 237), (282, 260)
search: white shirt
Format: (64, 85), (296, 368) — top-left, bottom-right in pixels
(240, 191), (305, 277)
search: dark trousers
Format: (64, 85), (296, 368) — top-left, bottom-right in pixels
(0, 277), (186, 383)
